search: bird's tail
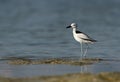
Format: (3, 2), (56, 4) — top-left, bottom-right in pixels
(82, 38), (97, 43)
(91, 39), (97, 42)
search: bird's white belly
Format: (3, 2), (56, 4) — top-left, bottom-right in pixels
(73, 34), (83, 43)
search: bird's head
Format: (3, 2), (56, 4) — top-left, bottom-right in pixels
(66, 23), (77, 29)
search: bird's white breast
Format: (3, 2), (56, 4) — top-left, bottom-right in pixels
(73, 30), (83, 43)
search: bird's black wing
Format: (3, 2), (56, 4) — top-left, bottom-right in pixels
(81, 38), (97, 42)
(76, 30), (82, 33)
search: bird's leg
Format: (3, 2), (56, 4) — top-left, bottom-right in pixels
(80, 42), (83, 59)
(83, 43), (89, 58)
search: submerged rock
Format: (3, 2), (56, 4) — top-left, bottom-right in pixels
(8, 57), (103, 65)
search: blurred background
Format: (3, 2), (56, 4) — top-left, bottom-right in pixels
(0, 0), (120, 77)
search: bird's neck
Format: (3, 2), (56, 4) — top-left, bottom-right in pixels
(72, 28), (77, 34)
(73, 28), (77, 32)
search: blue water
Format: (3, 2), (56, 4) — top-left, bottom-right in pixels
(0, 0), (120, 77)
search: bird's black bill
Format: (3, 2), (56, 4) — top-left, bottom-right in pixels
(66, 26), (71, 28)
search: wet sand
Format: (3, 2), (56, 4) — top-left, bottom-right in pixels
(0, 72), (120, 82)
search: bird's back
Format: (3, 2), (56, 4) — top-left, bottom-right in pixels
(73, 30), (96, 43)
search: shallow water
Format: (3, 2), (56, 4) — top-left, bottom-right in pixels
(0, 0), (120, 77)
(0, 57), (119, 78)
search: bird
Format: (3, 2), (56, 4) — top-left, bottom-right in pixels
(66, 23), (97, 58)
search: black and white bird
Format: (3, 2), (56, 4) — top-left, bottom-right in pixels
(66, 23), (96, 58)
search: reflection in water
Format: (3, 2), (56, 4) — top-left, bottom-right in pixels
(80, 65), (88, 73)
